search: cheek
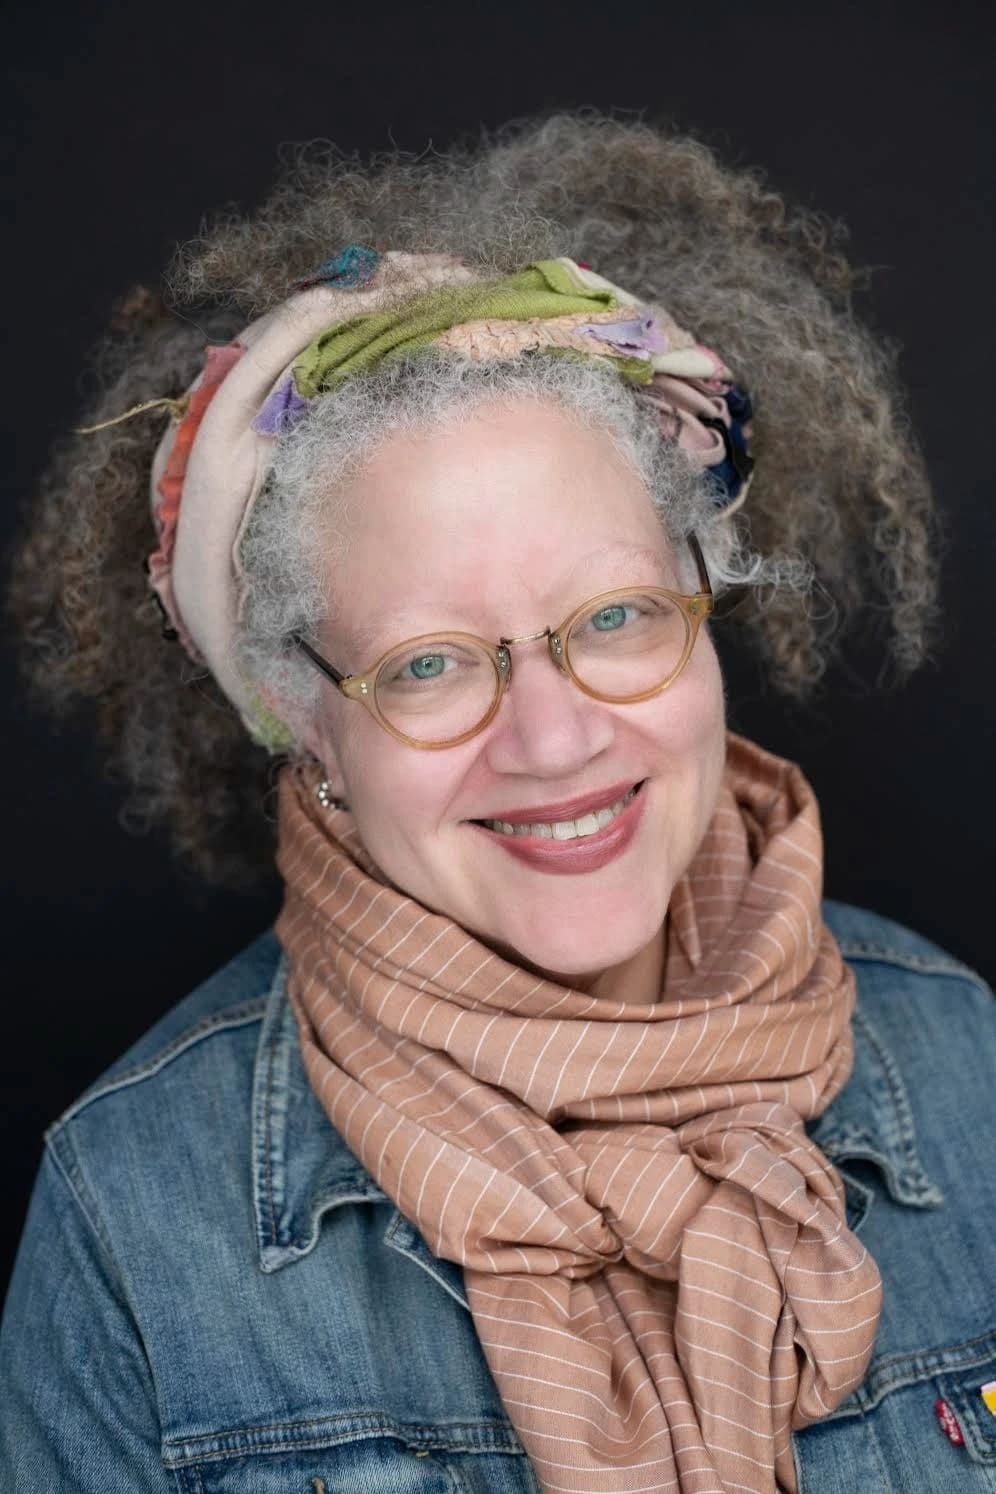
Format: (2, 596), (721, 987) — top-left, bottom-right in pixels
(646, 636), (725, 760)
(340, 727), (467, 833)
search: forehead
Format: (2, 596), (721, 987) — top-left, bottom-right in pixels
(320, 398), (680, 648)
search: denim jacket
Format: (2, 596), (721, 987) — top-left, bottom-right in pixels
(2, 898), (995, 1493)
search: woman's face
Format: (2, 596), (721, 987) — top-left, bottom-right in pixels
(305, 398), (727, 984)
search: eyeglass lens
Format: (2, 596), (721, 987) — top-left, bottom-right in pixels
(372, 591), (691, 745)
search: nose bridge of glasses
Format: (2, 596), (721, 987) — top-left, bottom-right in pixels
(496, 624), (567, 679)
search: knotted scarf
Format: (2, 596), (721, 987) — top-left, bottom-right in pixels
(274, 730), (882, 1494)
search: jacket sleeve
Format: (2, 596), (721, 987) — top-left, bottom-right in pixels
(0, 1141), (172, 1492)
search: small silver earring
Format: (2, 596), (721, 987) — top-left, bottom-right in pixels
(315, 779), (348, 811)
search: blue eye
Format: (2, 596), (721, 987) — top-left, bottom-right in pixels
(407, 654), (447, 680)
(591, 604), (629, 631)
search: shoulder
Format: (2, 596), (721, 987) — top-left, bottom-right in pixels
(0, 926), (291, 1492)
(822, 896), (991, 989)
(820, 896), (994, 1074)
(48, 925), (281, 1139)
(817, 896), (994, 1165)
(39, 926), (283, 1266)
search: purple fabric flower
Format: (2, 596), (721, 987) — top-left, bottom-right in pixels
(252, 375), (311, 436)
(579, 313), (669, 357)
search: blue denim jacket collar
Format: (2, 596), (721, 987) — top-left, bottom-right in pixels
(252, 951), (472, 1310)
(251, 943), (943, 1298)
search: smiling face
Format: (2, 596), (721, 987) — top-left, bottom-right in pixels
(303, 397), (728, 989)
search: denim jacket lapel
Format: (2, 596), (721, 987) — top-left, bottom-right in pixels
(806, 1002), (944, 1212)
(251, 951), (390, 1272)
(251, 950), (471, 1309)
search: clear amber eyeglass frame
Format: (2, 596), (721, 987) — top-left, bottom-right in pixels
(291, 531), (714, 750)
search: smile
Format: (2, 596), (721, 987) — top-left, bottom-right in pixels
(468, 781), (648, 876)
(479, 783), (640, 840)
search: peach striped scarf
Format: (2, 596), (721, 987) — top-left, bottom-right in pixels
(274, 730), (881, 1494)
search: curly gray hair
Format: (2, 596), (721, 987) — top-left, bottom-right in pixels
(5, 110), (940, 888)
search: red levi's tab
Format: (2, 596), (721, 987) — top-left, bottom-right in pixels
(935, 1397), (966, 1445)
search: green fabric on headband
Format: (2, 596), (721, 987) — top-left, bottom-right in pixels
(292, 259), (652, 398)
(243, 684), (297, 753)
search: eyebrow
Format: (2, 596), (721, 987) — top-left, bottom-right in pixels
(339, 542), (674, 660)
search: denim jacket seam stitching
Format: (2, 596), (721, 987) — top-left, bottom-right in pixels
(384, 1211), (471, 1312)
(46, 999), (269, 1142)
(857, 1326), (996, 1410)
(162, 1414), (520, 1464)
(164, 1412), (516, 1446)
(254, 953), (373, 1267)
(813, 1006), (944, 1207)
(845, 1005), (944, 1204)
(838, 942), (991, 993)
(42, 1130), (162, 1390)
(872, 1325), (996, 1376)
(851, 1006), (930, 1171)
(833, 1147), (940, 1207)
(44, 1129), (117, 1263)
(307, 1182), (391, 1223)
(252, 954), (291, 1259)
(262, 999), (281, 1250)
(864, 1409), (895, 1487)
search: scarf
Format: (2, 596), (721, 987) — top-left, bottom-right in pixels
(274, 730), (882, 1494)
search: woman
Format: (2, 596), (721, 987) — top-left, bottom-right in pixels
(2, 113), (994, 1493)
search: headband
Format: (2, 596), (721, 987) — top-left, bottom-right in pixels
(87, 248), (755, 750)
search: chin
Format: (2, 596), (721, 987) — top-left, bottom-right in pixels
(487, 906), (662, 987)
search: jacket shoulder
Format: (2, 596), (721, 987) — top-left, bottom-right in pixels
(46, 925), (281, 1143)
(821, 896), (991, 991)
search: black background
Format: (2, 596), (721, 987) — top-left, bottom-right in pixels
(3, 0), (994, 1293)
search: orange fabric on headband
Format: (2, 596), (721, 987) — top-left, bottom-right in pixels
(146, 341), (246, 662)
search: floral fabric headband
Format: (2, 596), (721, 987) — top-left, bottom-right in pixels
(82, 248), (754, 751)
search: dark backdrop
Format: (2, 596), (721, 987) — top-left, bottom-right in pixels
(4, 0), (994, 1292)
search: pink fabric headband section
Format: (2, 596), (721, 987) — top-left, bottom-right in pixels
(145, 252), (753, 747)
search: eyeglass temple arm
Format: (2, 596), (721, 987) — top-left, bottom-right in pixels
(291, 630), (346, 686)
(687, 531), (713, 600)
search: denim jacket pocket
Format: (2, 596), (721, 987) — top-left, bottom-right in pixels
(935, 1346), (996, 1469)
(793, 1336), (996, 1493)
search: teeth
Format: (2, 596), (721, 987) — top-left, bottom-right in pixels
(482, 784), (639, 840)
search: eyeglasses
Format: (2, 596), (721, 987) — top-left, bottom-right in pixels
(291, 532), (713, 749)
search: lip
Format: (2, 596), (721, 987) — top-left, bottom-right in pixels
(466, 779), (648, 876)
(469, 778), (642, 826)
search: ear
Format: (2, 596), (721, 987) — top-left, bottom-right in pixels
(297, 715), (349, 800)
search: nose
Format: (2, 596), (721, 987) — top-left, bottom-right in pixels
(482, 634), (616, 775)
